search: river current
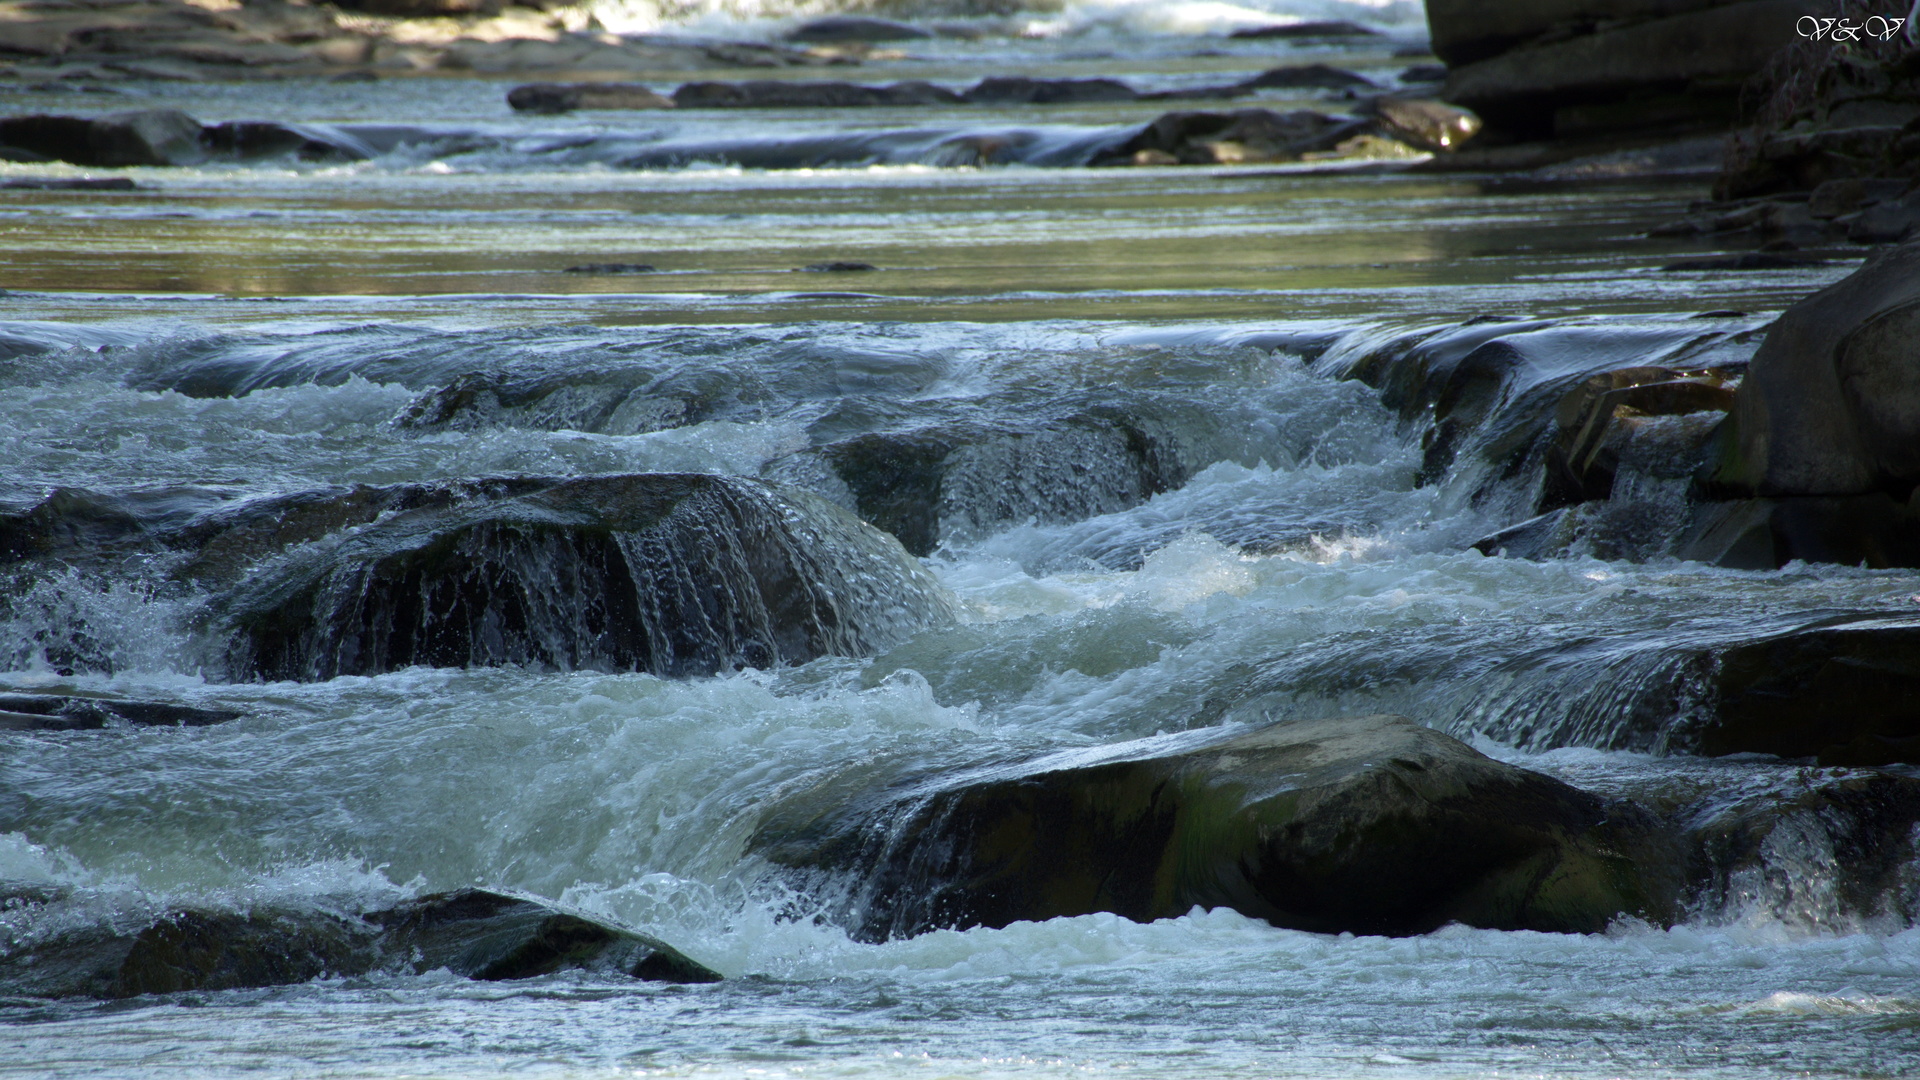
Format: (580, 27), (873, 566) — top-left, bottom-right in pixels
(3, 1), (1919, 1076)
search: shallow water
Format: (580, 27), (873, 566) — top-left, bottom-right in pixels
(3, 2), (1916, 1076)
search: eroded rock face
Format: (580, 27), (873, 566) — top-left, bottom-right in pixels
(1713, 242), (1920, 499)
(219, 473), (955, 681)
(0, 888), (718, 999)
(754, 714), (1679, 940)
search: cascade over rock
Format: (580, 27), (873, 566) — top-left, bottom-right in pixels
(754, 714), (1680, 940)
(219, 473), (955, 681)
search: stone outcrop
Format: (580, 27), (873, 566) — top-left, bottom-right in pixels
(1428, 0), (1817, 139)
(218, 473), (955, 681)
(755, 714), (1679, 940)
(0, 889), (718, 999)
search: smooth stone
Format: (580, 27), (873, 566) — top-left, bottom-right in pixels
(1712, 241), (1920, 498)
(671, 80), (959, 109)
(1097, 108), (1351, 166)
(1368, 97), (1482, 151)
(755, 714), (1678, 940)
(798, 261), (877, 272)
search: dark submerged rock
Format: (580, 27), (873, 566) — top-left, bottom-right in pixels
(0, 694), (240, 732)
(218, 473), (955, 681)
(0, 177), (139, 191)
(564, 262), (657, 274)
(1659, 252), (1829, 271)
(0, 889), (717, 999)
(0, 109), (204, 167)
(200, 121), (372, 163)
(755, 714), (1679, 940)
(798, 261), (877, 272)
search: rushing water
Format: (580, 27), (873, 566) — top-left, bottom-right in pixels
(4, 2), (1919, 1076)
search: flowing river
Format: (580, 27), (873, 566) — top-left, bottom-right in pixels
(2, 1), (1918, 1076)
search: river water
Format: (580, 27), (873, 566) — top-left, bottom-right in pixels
(3, 1), (1918, 1076)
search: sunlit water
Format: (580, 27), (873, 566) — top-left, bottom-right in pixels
(3, 4), (1916, 1077)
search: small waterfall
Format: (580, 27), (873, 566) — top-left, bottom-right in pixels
(220, 474), (956, 681)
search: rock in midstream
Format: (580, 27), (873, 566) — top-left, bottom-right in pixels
(769, 411), (1189, 557)
(217, 473), (956, 682)
(753, 714), (1683, 940)
(0, 888), (719, 999)
(0, 694), (240, 732)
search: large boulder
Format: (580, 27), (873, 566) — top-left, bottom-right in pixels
(1435, 1), (1814, 138)
(0, 110), (205, 167)
(754, 714), (1678, 940)
(1712, 241), (1920, 498)
(218, 473), (955, 681)
(0, 889), (717, 999)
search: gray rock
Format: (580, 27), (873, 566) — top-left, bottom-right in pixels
(755, 714), (1679, 939)
(0, 108), (204, 167)
(1808, 177), (1912, 219)
(671, 80), (959, 109)
(1369, 97), (1482, 151)
(1713, 241), (1920, 497)
(0, 888), (718, 999)
(961, 77), (1138, 105)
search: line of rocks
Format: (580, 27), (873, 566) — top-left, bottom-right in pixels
(505, 64), (1393, 113)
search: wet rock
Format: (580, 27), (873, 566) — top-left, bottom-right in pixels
(0, 693), (240, 731)
(772, 410), (1187, 556)
(1677, 495), (1920, 571)
(1236, 63), (1376, 91)
(961, 76), (1137, 105)
(782, 16), (931, 43)
(798, 261), (877, 272)
(1846, 194), (1920, 244)
(1228, 20), (1380, 39)
(365, 889), (720, 984)
(1367, 97), (1481, 151)
(1674, 618), (1920, 764)
(1437, 1), (1813, 139)
(1712, 241), (1920, 499)
(672, 80), (959, 109)
(0, 108), (203, 166)
(507, 82), (674, 113)
(1097, 108), (1353, 166)
(219, 473), (955, 681)
(1807, 177), (1912, 219)
(1400, 64), (1448, 83)
(1687, 771), (1920, 925)
(755, 714), (1678, 940)
(0, 888), (717, 999)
